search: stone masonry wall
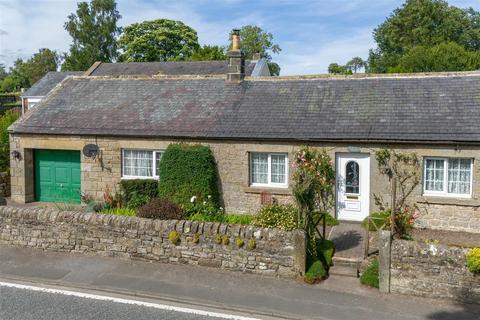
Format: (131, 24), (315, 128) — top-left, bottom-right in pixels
(0, 206), (306, 279)
(0, 171), (10, 197)
(390, 239), (480, 303)
(9, 133), (480, 233)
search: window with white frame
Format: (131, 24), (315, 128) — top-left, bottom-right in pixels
(424, 158), (473, 197)
(122, 149), (164, 179)
(250, 152), (288, 187)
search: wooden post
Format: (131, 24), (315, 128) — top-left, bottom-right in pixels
(391, 177), (397, 235)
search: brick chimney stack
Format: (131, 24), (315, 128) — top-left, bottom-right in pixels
(227, 29), (245, 82)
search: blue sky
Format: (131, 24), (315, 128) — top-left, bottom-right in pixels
(0, 0), (479, 75)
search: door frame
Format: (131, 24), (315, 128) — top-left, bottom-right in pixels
(335, 152), (371, 221)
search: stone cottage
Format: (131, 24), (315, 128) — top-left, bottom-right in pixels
(8, 31), (480, 234)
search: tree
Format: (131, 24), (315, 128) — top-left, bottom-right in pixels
(327, 63), (352, 75)
(187, 45), (226, 61)
(392, 42), (480, 73)
(118, 19), (199, 62)
(231, 25), (282, 76)
(16, 48), (59, 84)
(62, 0), (121, 71)
(346, 57), (367, 73)
(0, 64), (7, 81)
(368, 0), (480, 73)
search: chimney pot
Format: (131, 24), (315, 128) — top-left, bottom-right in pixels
(227, 29), (245, 82)
(231, 29), (241, 51)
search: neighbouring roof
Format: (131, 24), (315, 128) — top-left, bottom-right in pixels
(11, 72), (480, 143)
(88, 60), (258, 77)
(22, 71), (83, 97)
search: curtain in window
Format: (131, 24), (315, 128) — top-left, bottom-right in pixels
(448, 159), (471, 194)
(425, 159), (444, 191)
(271, 155), (286, 183)
(123, 150), (153, 177)
(251, 153), (268, 184)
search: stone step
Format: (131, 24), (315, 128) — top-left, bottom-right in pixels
(330, 257), (360, 278)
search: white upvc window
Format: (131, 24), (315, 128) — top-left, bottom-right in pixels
(122, 149), (164, 179)
(423, 158), (473, 198)
(250, 152), (288, 188)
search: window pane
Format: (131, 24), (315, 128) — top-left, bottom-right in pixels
(155, 151), (164, 177)
(425, 159), (444, 192)
(271, 154), (286, 184)
(123, 150), (153, 177)
(448, 159), (471, 194)
(251, 153), (268, 184)
(345, 161), (360, 194)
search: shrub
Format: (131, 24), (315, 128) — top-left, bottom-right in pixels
(316, 239), (335, 268)
(362, 210), (391, 231)
(304, 260), (327, 284)
(186, 196), (221, 217)
(120, 179), (158, 206)
(466, 248), (480, 273)
(360, 258), (379, 288)
(101, 207), (136, 216)
(168, 230), (180, 245)
(158, 144), (219, 208)
(222, 235), (230, 245)
(235, 237), (244, 248)
(251, 204), (298, 231)
(248, 238), (256, 250)
(0, 110), (20, 170)
(137, 197), (185, 220)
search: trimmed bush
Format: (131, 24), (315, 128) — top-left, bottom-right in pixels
(466, 248), (480, 273)
(120, 179), (159, 207)
(158, 144), (219, 208)
(316, 239), (335, 267)
(304, 260), (327, 284)
(360, 258), (379, 288)
(251, 204), (298, 231)
(137, 197), (185, 220)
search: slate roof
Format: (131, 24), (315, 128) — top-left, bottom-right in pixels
(22, 71), (83, 97)
(11, 73), (480, 143)
(89, 60), (257, 76)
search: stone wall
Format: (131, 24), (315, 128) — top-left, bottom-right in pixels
(0, 171), (10, 197)
(389, 239), (480, 303)
(415, 202), (480, 233)
(0, 206), (306, 279)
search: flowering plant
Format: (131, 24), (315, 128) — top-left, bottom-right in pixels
(386, 205), (419, 239)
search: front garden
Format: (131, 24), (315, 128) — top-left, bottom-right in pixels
(79, 143), (338, 283)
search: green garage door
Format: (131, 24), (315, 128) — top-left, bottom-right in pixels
(35, 150), (81, 203)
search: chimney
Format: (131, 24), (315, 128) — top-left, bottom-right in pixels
(227, 29), (245, 82)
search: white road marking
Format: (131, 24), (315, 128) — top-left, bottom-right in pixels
(0, 281), (261, 320)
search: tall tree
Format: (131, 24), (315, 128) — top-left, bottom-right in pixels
(327, 63), (352, 75)
(17, 48), (59, 84)
(368, 0), (480, 73)
(0, 64), (7, 81)
(231, 25), (282, 76)
(118, 19), (199, 62)
(187, 45), (227, 61)
(346, 57), (367, 73)
(62, 0), (121, 71)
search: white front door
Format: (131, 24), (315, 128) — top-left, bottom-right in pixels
(336, 153), (370, 221)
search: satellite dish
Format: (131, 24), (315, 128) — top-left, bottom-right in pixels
(83, 144), (99, 159)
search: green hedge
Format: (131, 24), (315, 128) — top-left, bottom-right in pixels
(0, 110), (20, 171)
(158, 144), (219, 208)
(119, 179), (159, 205)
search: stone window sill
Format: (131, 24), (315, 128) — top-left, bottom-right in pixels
(244, 186), (292, 195)
(417, 196), (480, 207)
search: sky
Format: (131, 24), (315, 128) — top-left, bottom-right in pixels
(0, 0), (479, 75)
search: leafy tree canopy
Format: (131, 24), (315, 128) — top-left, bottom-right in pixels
(231, 25), (282, 75)
(0, 64), (7, 81)
(118, 19), (199, 62)
(346, 57), (367, 73)
(0, 48), (59, 93)
(368, 0), (480, 73)
(62, 0), (121, 71)
(187, 45), (226, 61)
(327, 63), (352, 75)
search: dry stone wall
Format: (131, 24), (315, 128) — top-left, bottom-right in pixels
(390, 239), (480, 303)
(0, 206), (306, 278)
